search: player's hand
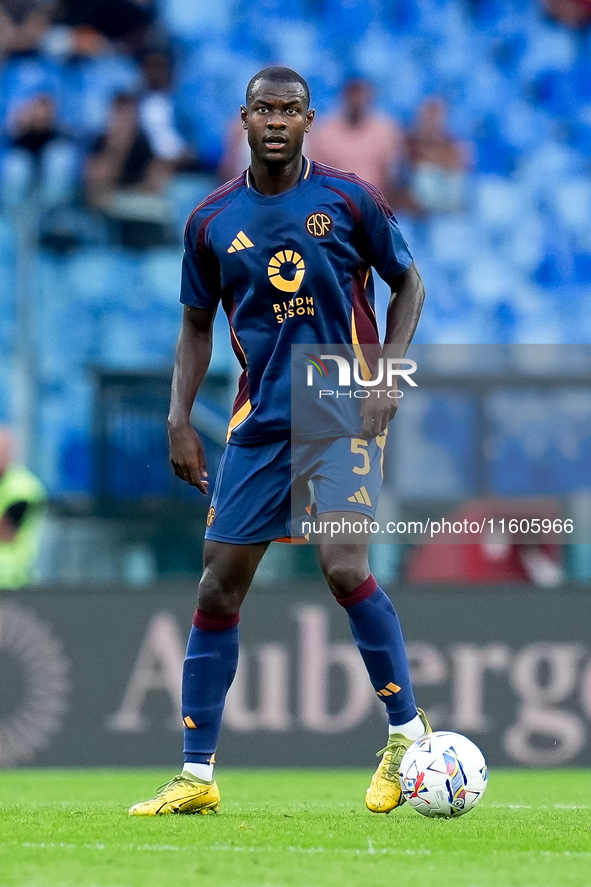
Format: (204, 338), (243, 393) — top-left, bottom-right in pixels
(360, 395), (397, 438)
(168, 422), (209, 494)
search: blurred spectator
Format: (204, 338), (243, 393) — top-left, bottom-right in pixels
(85, 92), (172, 248)
(0, 93), (79, 207)
(405, 499), (564, 588)
(406, 97), (470, 214)
(0, 427), (46, 590)
(139, 50), (197, 170)
(0, 0), (52, 56)
(218, 118), (250, 182)
(62, 22), (110, 58)
(307, 77), (404, 202)
(50, 24), (140, 141)
(53, 0), (156, 52)
(542, 0), (591, 26)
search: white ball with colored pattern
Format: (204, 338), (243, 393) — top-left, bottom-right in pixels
(399, 731), (488, 818)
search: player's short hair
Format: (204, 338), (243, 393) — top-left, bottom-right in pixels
(245, 67), (311, 108)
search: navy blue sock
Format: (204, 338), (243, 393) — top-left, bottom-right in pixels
(182, 610), (239, 765)
(335, 575), (417, 726)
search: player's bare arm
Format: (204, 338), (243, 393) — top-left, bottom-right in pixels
(168, 305), (215, 493)
(360, 261), (426, 438)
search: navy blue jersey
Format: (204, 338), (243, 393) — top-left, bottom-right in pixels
(180, 158), (413, 444)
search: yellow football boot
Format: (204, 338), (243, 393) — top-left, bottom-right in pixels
(365, 709), (431, 814)
(129, 771), (220, 815)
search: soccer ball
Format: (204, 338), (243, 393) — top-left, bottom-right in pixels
(399, 731), (488, 818)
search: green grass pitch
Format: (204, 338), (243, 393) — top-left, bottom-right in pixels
(1, 769), (590, 887)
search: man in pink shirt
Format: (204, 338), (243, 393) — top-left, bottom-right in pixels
(307, 77), (404, 202)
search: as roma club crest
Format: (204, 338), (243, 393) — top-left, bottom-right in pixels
(306, 212), (333, 237)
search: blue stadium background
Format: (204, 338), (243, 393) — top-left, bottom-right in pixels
(1, 0), (591, 582)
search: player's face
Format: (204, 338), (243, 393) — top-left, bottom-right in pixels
(241, 80), (314, 166)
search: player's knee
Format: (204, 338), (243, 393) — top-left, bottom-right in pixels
(197, 569), (242, 616)
(321, 560), (368, 597)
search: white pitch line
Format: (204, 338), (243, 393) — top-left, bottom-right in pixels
(12, 840), (590, 858)
(9, 841), (432, 856)
(554, 804), (591, 809)
(488, 804), (591, 810)
(488, 804), (532, 809)
(538, 851), (591, 858)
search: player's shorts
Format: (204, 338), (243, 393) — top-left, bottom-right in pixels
(204, 434), (387, 544)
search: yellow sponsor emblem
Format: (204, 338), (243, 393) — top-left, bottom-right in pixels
(268, 249), (306, 293)
(206, 507), (216, 527)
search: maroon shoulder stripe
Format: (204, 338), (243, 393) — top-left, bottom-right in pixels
(185, 205), (225, 252)
(198, 172), (244, 206)
(185, 174), (244, 227)
(184, 177), (244, 238)
(312, 163), (392, 218)
(322, 183), (363, 226)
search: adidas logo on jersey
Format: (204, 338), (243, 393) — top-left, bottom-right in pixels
(228, 231), (254, 253)
(347, 486), (372, 506)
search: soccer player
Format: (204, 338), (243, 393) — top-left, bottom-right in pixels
(129, 67), (429, 817)
(0, 427), (46, 589)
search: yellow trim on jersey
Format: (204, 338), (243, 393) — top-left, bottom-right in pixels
(363, 267), (377, 323)
(247, 159), (309, 187)
(230, 325), (247, 363)
(376, 430), (387, 478)
(227, 399), (252, 441)
(351, 309), (372, 382)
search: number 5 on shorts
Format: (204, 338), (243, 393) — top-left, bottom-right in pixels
(351, 438), (370, 475)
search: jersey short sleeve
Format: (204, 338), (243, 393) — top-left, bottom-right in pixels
(358, 187), (413, 283)
(180, 211), (221, 310)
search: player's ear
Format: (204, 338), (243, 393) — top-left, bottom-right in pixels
(240, 105), (248, 130)
(305, 107), (315, 132)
